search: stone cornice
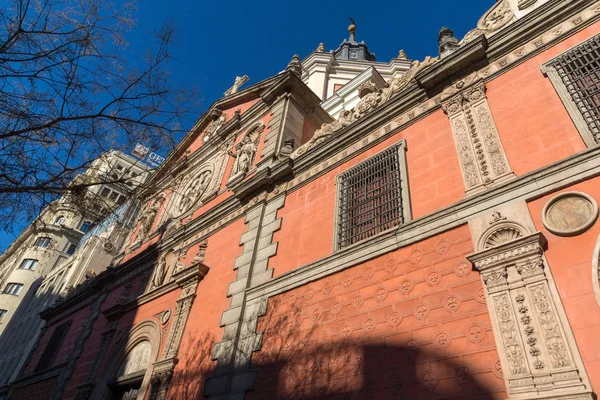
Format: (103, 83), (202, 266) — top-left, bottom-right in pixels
(247, 145), (600, 302)
(230, 158), (293, 201)
(486, 0), (592, 61)
(467, 232), (546, 271)
(415, 35), (488, 91)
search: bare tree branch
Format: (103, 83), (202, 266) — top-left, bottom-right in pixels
(0, 0), (199, 232)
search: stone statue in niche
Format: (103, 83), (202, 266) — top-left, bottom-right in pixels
(137, 195), (165, 241)
(204, 112), (227, 143)
(229, 136), (257, 177)
(152, 258), (167, 289)
(177, 170), (212, 215)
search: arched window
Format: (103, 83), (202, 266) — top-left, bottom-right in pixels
(118, 341), (151, 376)
(80, 220), (92, 233)
(109, 340), (152, 399)
(54, 216), (65, 225)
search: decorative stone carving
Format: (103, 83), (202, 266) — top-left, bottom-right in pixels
(137, 194), (165, 241)
(192, 240), (208, 264)
(477, 0), (515, 34)
(483, 226), (523, 248)
(229, 135), (258, 177)
(442, 80), (514, 194)
(172, 158), (223, 217)
(541, 192), (599, 236)
(315, 43), (325, 53)
(358, 80), (377, 98)
(460, 28), (484, 46)
(292, 56), (438, 158)
(149, 362), (175, 400)
(397, 49), (407, 59)
(203, 110), (227, 143)
(226, 123), (264, 187)
(468, 229), (593, 399)
(161, 262), (208, 364)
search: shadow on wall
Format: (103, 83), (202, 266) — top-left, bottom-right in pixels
(167, 296), (503, 400)
(0, 276), (45, 386)
(168, 330), (217, 399)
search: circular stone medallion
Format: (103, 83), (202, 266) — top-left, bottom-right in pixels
(542, 191), (598, 236)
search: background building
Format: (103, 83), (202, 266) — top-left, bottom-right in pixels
(0, 151), (148, 391)
(6, 0), (600, 399)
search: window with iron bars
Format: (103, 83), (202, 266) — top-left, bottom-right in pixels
(544, 34), (600, 147)
(336, 141), (410, 250)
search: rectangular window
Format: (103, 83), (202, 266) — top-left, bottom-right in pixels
(35, 321), (71, 372)
(3, 283), (23, 296)
(66, 244), (77, 256)
(80, 220), (92, 233)
(19, 259), (38, 270)
(100, 187), (110, 198)
(34, 236), (51, 248)
(335, 141), (411, 250)
(0, 309), (7, 322)
(109, 191), (119, 201)
(543, 34), (600, 147)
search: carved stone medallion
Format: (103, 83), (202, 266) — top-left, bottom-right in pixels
(542, 192), (598, 236)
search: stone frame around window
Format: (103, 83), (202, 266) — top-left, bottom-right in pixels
(541, 33), (600, 148)
(333, 139), (411, 251)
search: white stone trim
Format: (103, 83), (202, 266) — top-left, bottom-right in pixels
(541, 191), (599, 236)
(541, 33), (600, 148)
(333, 139), (411, 251)
(592, 234), (600, 307)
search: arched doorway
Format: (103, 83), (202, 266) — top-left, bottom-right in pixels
(108, 340), (152, 399)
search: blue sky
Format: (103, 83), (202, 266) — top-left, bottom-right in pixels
(0, 0), (492, 252)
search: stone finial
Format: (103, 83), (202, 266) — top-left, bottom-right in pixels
(348, 16), (357, 42)
(286, 54), (302, 78)
(316, 43), (325, 53)
(397, 49), (408, 59)
(438, 27), (460, 59)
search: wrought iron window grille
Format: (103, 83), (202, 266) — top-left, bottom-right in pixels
(336, 142), (409, 249)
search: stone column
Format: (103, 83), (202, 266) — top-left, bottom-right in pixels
(467, 232), (593, 399)
(442, 80), (514, 195)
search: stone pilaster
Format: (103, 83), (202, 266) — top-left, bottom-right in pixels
(205, 193), (285, 399)
(74, 323), (116, 400)
(149, 359), (176, 400)
(149, 262), (209, 400)
(51, 293), (108, 400)
(468, 232), (594, 399)
(442, 80), (514, 195)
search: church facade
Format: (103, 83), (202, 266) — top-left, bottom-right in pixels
(7, 0), (600, 399)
